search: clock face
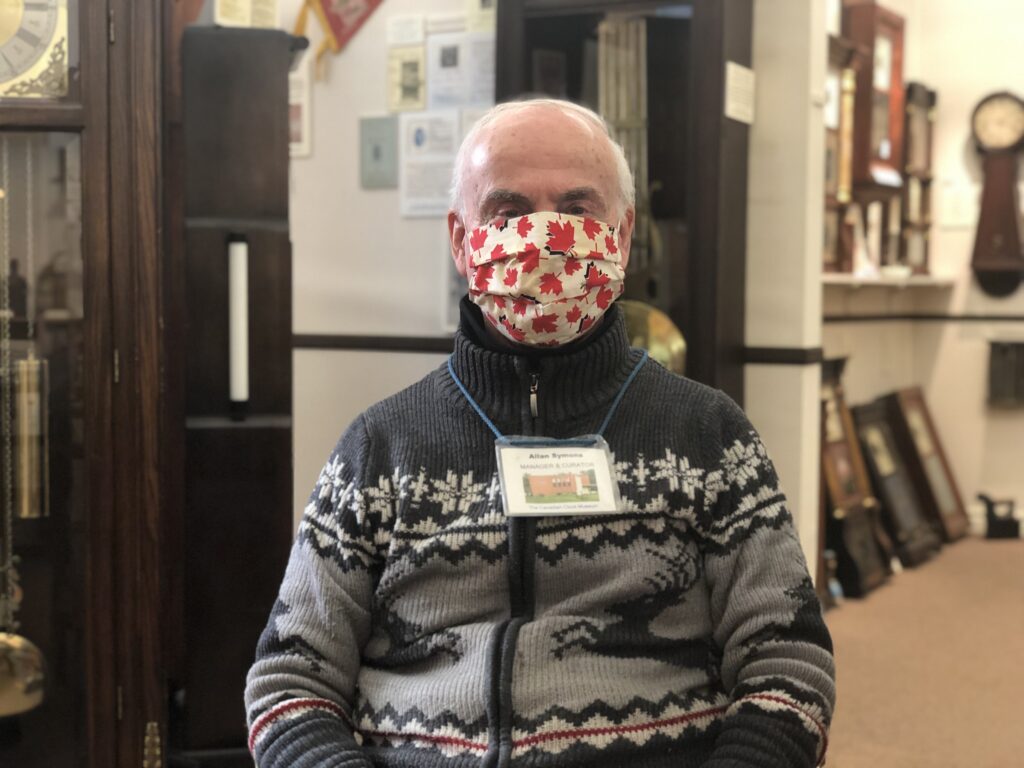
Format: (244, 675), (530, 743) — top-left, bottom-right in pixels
(972, 93), (1024, 151)
(0, 0), (61, 84)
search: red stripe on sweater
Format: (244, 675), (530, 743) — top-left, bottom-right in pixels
(248, 697), (350, 753)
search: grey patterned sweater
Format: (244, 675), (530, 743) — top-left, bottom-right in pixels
(244, 308), (836, 768)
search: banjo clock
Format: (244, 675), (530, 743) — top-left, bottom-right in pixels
(970, 91), (1024, 296)
(0, 0), (69, 100)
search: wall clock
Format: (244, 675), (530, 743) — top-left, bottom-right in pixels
(970, 91), (1024, 296)
(0, 0), (68, 100)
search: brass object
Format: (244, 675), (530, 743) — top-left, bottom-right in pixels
(618, 300), (686, 375)
(15, 354), (49, 519)
(143, 720), (163, 768)
(0, 631), (45, 717)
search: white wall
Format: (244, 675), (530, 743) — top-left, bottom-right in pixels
(745, 0), (825, 570)
(822, 0), (1024, 510)
(278, 0), (469, 523)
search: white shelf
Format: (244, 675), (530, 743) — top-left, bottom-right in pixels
(822, 273), (955, 289)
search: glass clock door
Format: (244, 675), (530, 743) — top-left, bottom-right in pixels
(0, 130), (90, 766)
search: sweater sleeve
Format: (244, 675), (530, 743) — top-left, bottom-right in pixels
(244, 415), (383, 768)
(700, 395), (836, 768)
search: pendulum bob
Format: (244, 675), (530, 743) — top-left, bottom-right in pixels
(14, 355), (49, 519)
(0, 632), (45, 717)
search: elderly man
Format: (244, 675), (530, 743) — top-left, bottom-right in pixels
(245, 98), (835, 768)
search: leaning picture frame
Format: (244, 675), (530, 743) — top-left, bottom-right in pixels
(879, 387), (969, 542)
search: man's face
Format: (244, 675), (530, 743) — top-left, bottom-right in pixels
(448, 106), (635, 278)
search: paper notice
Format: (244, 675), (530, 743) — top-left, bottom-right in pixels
(215, 0), (277, 28)
(426, 31), (496, 110)
(724, 61), (756, 125)
(399, 111), (459, 217)
(388, 46), (427, 112)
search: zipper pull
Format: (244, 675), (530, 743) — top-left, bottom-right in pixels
(529, 373), (539, 419)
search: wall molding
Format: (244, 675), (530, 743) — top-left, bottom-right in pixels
(743, 346), (824, 365)
(824, 313), (1024, 324)
(293, 334), (454, 353)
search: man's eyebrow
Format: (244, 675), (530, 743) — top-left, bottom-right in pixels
(480, 189), (532, 209)
(556, 187), (605, 206)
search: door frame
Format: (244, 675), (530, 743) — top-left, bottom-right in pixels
(495, 0), (753, 404)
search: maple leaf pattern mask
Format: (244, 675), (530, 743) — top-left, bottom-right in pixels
(467, 212), (626, 347)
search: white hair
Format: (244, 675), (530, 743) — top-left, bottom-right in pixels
(449, 98), (636, 217)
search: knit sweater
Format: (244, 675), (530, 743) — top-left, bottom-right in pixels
(244, 307), (836, 768)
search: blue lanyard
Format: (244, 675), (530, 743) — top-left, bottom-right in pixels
(446, 350), (649, 441)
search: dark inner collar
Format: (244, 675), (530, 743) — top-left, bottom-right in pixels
(446, 296), (638, 429)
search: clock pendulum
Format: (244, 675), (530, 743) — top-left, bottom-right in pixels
(14, 138), (49, 522)
(0, 136), (47, 719)
(970, 91), (1024, 297)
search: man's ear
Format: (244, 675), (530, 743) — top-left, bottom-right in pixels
(616, 207), (636, 271)
(448, 209), (469, 277)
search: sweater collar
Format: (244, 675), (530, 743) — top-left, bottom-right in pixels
(442, 302), (638, 431)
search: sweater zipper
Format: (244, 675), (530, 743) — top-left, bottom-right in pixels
(486, 371), (539, 768)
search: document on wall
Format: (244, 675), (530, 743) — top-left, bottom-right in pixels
(426, 31), (496, 110)
(388, 46), (427, 112)
(215, 0), (278, 28)
(724, 61), (756, 125)
(399, 111), (459, 218)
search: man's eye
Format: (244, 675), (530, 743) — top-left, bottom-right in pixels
(566, 205), (590, 216)
(496, 209), (523, 220)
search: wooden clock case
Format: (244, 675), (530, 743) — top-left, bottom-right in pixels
(879, 388), (969, 543)
(852, 399), (941, 566)
(844, 0), (906, 269)
(821, 358), (892, 597)
(900, 82), (936, 274)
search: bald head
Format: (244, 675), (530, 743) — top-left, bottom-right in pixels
(450, 100), (635, 221)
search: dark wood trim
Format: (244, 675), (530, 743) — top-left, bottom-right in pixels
(160, 0), (190, 715)
(744, 346), (824, 365)
(79, 1), (117, 765)
(686, 0), (752, 405)
(0, 103), (85, 130)
(293, 334), (455, 353)
(495, 0), (527, 99)
(824, 313), (1024, 323)
(108, 0), (165, 763)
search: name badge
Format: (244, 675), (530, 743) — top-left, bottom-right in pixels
(495, 435), (623, 517)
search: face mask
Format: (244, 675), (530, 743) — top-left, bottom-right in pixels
(466, 211), (626, 347)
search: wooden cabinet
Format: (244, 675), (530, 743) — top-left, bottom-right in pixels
(164, 28), (297, 764)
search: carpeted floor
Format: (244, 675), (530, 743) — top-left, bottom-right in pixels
(824, 537), (1024, 767)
